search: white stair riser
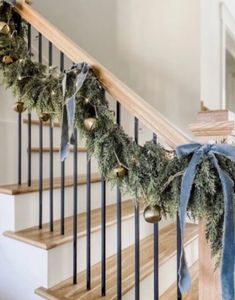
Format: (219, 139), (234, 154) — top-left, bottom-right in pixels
(123, 237), (199, 300)
(0, 217), (172, 300)
(0, 183), (123, 232)
(0, 236), (47, 300)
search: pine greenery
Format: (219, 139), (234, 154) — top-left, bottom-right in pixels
(0, 0), (234, 267)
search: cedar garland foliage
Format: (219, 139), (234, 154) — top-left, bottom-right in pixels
(0, 0), (234, 265)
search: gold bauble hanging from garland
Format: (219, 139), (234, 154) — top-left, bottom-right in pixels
(84, 117), (97, 131)
(13, 101), (26, 113)
(143, 205), (162, 223)
(0, 21), (10, 35)
(39, 113), (50, 123)
(2, 55), (13, 65)
(113, 165), (126, 178)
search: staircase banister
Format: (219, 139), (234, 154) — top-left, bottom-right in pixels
(15, 3), (190, 149)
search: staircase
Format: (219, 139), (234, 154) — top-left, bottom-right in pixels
(0, 2), (199, 300)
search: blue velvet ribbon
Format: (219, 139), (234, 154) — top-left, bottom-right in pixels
(60, 63), (89, 161)
(176, 143), (235, 300)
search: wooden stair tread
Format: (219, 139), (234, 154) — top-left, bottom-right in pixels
(31, 147), (87, 153)
(0, 173), (100, 195)
(35, 223), (198, 300)
(4, 199), (140, 250)
(24, 119), (61, 127)
(160, 261), (198, 300)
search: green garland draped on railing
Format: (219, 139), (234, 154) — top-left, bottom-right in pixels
(0, 1), (235, 298)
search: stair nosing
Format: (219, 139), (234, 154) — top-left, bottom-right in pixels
(0, 173), (101, 195)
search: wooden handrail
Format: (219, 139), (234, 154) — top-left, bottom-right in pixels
(15, 3), (190, 148)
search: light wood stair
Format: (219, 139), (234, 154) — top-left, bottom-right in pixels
(160, 262), (198, 300)
(0, 173), (101, 195)
(31, 147), (87, 153)
(35, 223), (198, 300)
(4, 199), (141, 250)
(24, 119), (61, 128)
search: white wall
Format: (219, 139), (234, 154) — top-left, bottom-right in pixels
(0, 0), (200, 184)
(0, 87), (18, 184)
(33, 0), (200, 134)
(201, 0), (235, 109)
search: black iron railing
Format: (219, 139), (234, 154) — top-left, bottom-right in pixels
(116, 101), (122, 300)
(12, 19), (184, 300)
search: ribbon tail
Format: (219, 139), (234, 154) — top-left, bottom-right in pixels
(74, 63), (89, 95)
(59, 63), (89, 161)
(62, 73), (67, 98)
(66, 95), (76, 146)
(60, 105), (70, 161)
(178, 151), (203, 294)
(212, 155), (235, 300)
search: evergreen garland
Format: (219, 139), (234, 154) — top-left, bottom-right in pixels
(0, 0), (234, 267)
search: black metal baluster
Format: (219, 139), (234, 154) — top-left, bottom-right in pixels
(18, 113), (22, 186)
(49, 119), (54, 231)
(116, 102), (122, 299)
(27, 23), (32, 187)
(153, 133), (159, 300)
(177, 215), (182, 300)
(38, 32), (43, 229)
(38, 32), (42, 63)
(73, 128), (78, 284)
(15, 14), (22, 186)
(134, 117), (140, 300)
(48, 41), (54, 232)
(60, 52), (65, 235)
(39, 119), (43, 229)
(27, 112), (31, 187)
(101, 177), (106, 296)
(86, 153), (91, 290)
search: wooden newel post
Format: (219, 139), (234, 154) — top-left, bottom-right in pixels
(189, 109), (235, 300)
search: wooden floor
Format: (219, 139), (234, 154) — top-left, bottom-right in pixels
(4, 199), (141, 250)
(35, 223), (198, 300)
(0, 173), (100, 195)
(160, 262), (198, 300)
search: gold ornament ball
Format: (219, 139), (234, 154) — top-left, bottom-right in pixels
(13, 101), (26, 113)
(39, 113), (50, 123)
(84, 117), (97, 131)
(113, 166), (126, 179)
(0, 22), (10, 35)
(143, 205), (162, 223)
(2, 55), (13, 65)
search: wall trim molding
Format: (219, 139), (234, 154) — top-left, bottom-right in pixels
(220, 2), (235, 109)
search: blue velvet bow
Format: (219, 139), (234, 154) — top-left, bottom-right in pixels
(60, 63), (89, 161)
(176, 143), (235, 300)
